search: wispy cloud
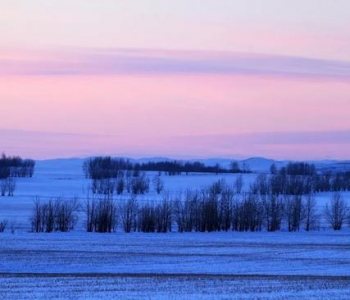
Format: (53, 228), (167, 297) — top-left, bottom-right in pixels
(180, 130), (350, 146)
(1, 48), (350, 80)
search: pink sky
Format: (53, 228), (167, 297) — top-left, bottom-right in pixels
(1, 1), (350, 160)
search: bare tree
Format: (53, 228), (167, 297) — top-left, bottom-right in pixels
(155, 194), (173, 232)
(7, 178), (16, 196)
(234, 175), (244, 194)
(44, 200), (55, 233)
(91, 179), (115, 195)
(85, 196), (117, 233)
(153, 175), (164, 194)
(85, 196), (97, 232)
(303, 193), (319, 231)
(0, 178), (16, 197)
(31, 197), (80, 233)
(97, 197), (117, 233)
(119, 196), (138, 233)
(324, 193), (348, 230)
(231, 193), (263, 232)
(138, 202), (156, 232)
(270, 163), (277, 175)
(55, 197), (80, 232)
(131, 172), (150, 195)
(0, 179), (7, 196)
(263, 194), (284, 232)
(31, 197), (44, 232)
(137, 195), (173, 233)
(200, 190), (219, 232)
(116, 177), (125, 195)
(285, 195), (303, 232)
(209, 179), (226, 195)
(173, 196), (186, 232)
(218, 187), (234, 231)
(174, 190), (201, 232)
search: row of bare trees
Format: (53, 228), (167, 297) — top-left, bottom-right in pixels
(0, 153), (35, 179)
(85, 197), (118, 233)
(84, 195), (172, 233)
(0, 153), (35, 197)
(90, 173), (164, 196)
(270, 162), (350, 193)
(31, 197), (80, 232)
(85, 189), (348, 233)
(172, 186), (321, 232)
(28, 181), (349, 234)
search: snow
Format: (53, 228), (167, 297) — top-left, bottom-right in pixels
(1, 231), (350, 299)
(0, 158), (350, 299)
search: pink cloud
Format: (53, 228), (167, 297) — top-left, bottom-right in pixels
(1, 72), (350, 137)
(1, 48), (350, 160)
(0, 48), (349, 80)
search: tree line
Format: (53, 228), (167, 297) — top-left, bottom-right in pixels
(25, 177), (350, 234)
(0, 153), (35, 197)
(83, 156), (247, 180)
(30, 197), (80, 233)
(83, 157), (250, 196)
(0, 153), (35, 178)
(88, 172), (165, 196)
(269, 162), (350, 194)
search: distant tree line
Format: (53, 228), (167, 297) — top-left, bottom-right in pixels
(84, 158), (350, 195)
(83, 156), (245, 196)
(85, 160), (350, 197)
(271, 162), (316, 176)
(87, 171), (156, 196)
(83, 157), (248, 180)
(134, 160), (248, 175)
(269, 162), (350, 194)
(0, 153), (35, 197)
(0, 153), (35, 179)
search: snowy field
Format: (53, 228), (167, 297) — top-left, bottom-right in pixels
(0, 158), (350, 299)
(1, 231), (350, 299)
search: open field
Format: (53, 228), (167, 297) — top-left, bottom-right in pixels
(1, 231), (350, 299)
(2, 273), (350, 300)
(1, 159), (350, 298)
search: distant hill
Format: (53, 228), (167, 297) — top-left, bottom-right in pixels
(241, 157), (284, 173)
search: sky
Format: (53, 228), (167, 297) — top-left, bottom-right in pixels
(1, 0), (350, 160)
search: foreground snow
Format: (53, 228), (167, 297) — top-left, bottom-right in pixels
(1, 273), (349, 300)
(0, 231), (350, 299)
